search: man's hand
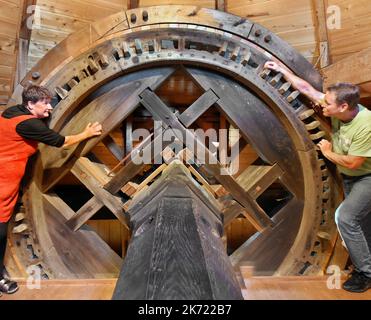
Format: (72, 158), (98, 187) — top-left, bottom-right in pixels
(264, 60), (324, 104)
(317, 139), (332, 155)
(84, 122), (103, 138)
(264, 61), (282, 73)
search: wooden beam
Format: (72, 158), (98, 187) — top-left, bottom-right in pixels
(15, 0), (37, 86)
(128, 0), (139, 9)
(236, 164), (283, 200)
(41, 68), (177, 191)
(19, 0), (37, 41)
(323, 47), (371, 88)
(139, 89), (273, 231)
(312, 0), (330, 68)
(124, 115), (133, 156)
(102, 135), (125, 161)
(15, 39), (28, 87)
(178, 89), (219, 128)
(66, 196), (104, 231)
(104, 133), (172, 194)
(70, 157), (129, 228)
(134, 163), (167, 195)
(215, 0), (226, 12)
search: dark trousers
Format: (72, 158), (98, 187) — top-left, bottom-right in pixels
(335, 174), (371, 277)
(0, 222), (8, 278)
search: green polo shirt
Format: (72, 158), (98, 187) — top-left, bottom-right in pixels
(331, 105), (371, 176)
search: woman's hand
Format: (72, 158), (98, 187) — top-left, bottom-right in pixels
(84, 122), (103, 138)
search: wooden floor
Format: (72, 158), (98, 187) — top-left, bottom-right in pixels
(1, 277), (370, 300)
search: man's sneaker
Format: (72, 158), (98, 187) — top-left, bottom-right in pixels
(342, 271), (371, 293)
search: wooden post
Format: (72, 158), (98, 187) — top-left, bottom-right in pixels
(312, 0), (331, 68)
(128, 0), (139, 9)
(216, 0), (226, 12)
(112, 162), (243, 300)
(322, 47), (371, 87)
(15, 0), (37, 86)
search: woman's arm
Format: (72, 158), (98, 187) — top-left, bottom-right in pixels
(63, 122), (102, 148)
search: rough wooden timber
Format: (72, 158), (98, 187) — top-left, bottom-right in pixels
(112, 162), (243, 300)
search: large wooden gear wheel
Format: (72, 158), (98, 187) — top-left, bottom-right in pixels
(7, 5), (342, 281)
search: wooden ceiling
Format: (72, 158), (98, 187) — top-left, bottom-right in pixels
(0, 0), (370, 106)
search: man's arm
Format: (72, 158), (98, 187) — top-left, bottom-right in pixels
(63, 122), (102, 148)
(264, 61), (325, 104)
(317, 139), (366, 169)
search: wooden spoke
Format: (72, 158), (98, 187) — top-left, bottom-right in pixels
(236, 164), (284, 200)
(220, 164), (284, 228)
(104, 132), (172, 194)
(70, 157), (129, 228)
(102, 135), (125, 161)
(139, 89), (273, 230)
(41, 68), (177, 192)
(185, 67), (303, 200)
(66, 197), (104, 231)
(178, 89), (220, 128)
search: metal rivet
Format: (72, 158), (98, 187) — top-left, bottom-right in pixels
(142, 10), (148, 21)
(130, 13), (137, 23)
(254, 29), (262, 37)
(264, 35), (272, 43)
(32, 72), (40, 80)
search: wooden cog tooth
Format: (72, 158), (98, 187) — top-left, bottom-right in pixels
(309, 131), (326, 140)
(241, 51), (252, 66)
(113, 47), (123, 59)
(99, 54), (110, 67)
(87, 58), (99, 74)
(231, 47), (241, 61)
(122, 42), (131, 58)
(317, 159), (326, 167)
(321, 168), (329, 177)
(299, 109), (315, 120)
(287, 90), (300, 102)
(322, 189), (330, 200)
(148, 40), (155, 53)
(67, 78), (79, 89)
(322, 178), (330, 189)
(88, 58), (99, 74)
(278, 82), (291, 94)
(269, 73), (283, 85)
(55, 86), (69, 100)
(259, 68), (271, 79)
(78, 70), (88, 81)
(305, 120), (321, 131)
(219, 41), (228, 57)
(135, 39), (143, 54)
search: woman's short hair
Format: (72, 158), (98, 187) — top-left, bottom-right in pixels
(326, 83), (360, 110)
(22, 85), (53, 105)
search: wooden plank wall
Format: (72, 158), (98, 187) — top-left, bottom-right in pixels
(27, 0), (127, 69)
(86, 219), (131, 257)
(27, 0), (321, 70)
(0, 0), (23, 105)
(327, 0), (371, 63)
(227, 0), (320, 65)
